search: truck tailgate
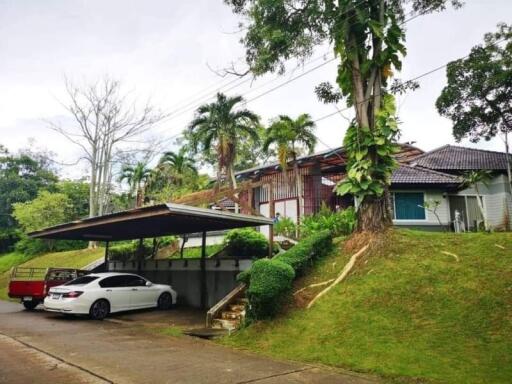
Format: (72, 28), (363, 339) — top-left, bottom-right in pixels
(8, 281), (45, 299)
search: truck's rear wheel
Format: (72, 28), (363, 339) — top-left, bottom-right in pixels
(22, 300), (39, 310)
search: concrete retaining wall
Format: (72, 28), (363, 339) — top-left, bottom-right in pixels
(108, 259), (252, 309)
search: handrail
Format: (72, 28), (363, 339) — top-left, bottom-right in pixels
(206, 283), (246, 328)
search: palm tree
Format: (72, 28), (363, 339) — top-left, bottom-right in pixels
(461, 170), (493, 230)
(188, 93), (260, 190)
(263, 114), (317, 235)
(119, 162), (152, 208)
(158, 148), (197, 186)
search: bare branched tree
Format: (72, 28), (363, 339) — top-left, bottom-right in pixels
(48, 77), (164, 226)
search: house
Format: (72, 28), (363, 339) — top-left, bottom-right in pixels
(235, 144), (512, 232)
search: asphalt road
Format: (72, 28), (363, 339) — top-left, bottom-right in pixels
(0, 301), (377, 384)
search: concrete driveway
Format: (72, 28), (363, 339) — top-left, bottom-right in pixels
(0, 300), (377, 384)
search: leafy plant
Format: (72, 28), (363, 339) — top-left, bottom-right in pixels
(274, 217), (296, 239)
(224, 228), (269, 258)
(246, 258), (295, 319)
(241, 230), (333, 319)
(300, 206), (356, 238)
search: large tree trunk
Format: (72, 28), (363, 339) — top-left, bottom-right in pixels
(356, 194), (392, 232)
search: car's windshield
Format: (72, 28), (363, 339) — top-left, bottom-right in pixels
(64, 276), (99, 286)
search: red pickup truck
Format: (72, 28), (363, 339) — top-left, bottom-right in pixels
(8, 267), (89, 310)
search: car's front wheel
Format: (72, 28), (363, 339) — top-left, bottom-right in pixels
(157, 292), (172, 310)
(22, 300), (40, 311)
(89, 299), (110, 320)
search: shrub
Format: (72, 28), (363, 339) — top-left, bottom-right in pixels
(241, 230), (333, 319)
(274, 230), (333, 274)
(224, 228), (268, 258)
(246, 258), (295, 319)
(274, 217), (296, 238)
(300, 206), (356, 238)
(108, 236), (177, 262)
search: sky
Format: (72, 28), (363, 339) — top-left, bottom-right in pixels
(0, 0), (510, 179)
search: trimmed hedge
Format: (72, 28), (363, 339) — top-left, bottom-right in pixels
(242, 230), (333, 319)
(246, 259), (295, 318)
(274, 230), (333, 274)
(224, 228), (269, 258)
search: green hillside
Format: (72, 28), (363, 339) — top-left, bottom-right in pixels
(221, 230), (512, 384)
(0, 248), (103, 300)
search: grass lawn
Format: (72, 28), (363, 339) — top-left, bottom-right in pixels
(0, 252), (33, 275)
(220, 230), (512, 384)
(0, 247), (104, 300)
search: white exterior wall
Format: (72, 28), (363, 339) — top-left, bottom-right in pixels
(456, 174), (512, 230)
(391, 190), (451, 228)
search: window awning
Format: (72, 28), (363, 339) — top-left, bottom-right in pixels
(28, 203), (273, 241)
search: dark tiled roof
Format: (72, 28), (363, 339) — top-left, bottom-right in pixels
(410, 145), (512, 171)
(391, 165), (461, 185)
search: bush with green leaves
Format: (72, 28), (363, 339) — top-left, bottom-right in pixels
(300, 206), (356, 238)
(274, 217), (296, 239)
(224, 228), (269, 258)
(246, 258), (295, 318)
(108, 236), (177, 262)
(241, 230), (333, 319)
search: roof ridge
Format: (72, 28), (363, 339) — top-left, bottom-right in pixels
(444, 144), (512, 157)
(407, 144), (451, 163)
(399, 164), (461, 180)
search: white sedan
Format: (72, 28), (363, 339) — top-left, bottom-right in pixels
(44, 272), (177, 320)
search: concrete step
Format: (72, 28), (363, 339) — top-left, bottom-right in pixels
(221, 310), (244, 320)
(228, 304), (245, 312)
(212, 318), (240, 331)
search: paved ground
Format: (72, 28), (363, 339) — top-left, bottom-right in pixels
(0, 300), (378, 384)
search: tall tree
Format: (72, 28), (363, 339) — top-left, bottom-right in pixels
(49, 77), (164, 221)
(158, 148), (197, 186)
(436, 23), (512, 193)
(188, 92), (260, 190)
(119, 162), (152, 208)
(225, 0), (462, 232)
(263, 114), (316, 231)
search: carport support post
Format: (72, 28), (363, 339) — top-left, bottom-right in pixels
(200, 231), (207, 309)
(104, 241), (110, 272)
(269, 181), (275, 258)
(137, 238), (144, 273)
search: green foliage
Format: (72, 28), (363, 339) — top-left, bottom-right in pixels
(188, 92), (260, 187)
(274, 217), (296, 238)
(436, 23), (512, 142)
(246, 258), (295, 319)
(56, 180), (89, 219)
(300, 206), (356, 238)
(274, 230), (333, 274)
(263, 114), (316, 172)
(0, 228), (21, 253)
(243, 230), (333, 319)
(12, 191), (72, 233)
(108, 237), (177, 262)
(0, 152), (57, 231)
(224, 228), (269, 258)
(335, 94), (400, 200)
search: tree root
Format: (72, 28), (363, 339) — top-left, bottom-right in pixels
(307, 245), (369, 309)
(441, 251), (459, 262)
(293, 279), (335, 296)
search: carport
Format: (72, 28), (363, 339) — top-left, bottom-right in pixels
(29, 203), (273, 309)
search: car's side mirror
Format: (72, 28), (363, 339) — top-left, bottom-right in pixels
(145, 281), (152, 287)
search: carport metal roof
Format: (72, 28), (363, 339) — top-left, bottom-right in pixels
(28, 203), (273, 241)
